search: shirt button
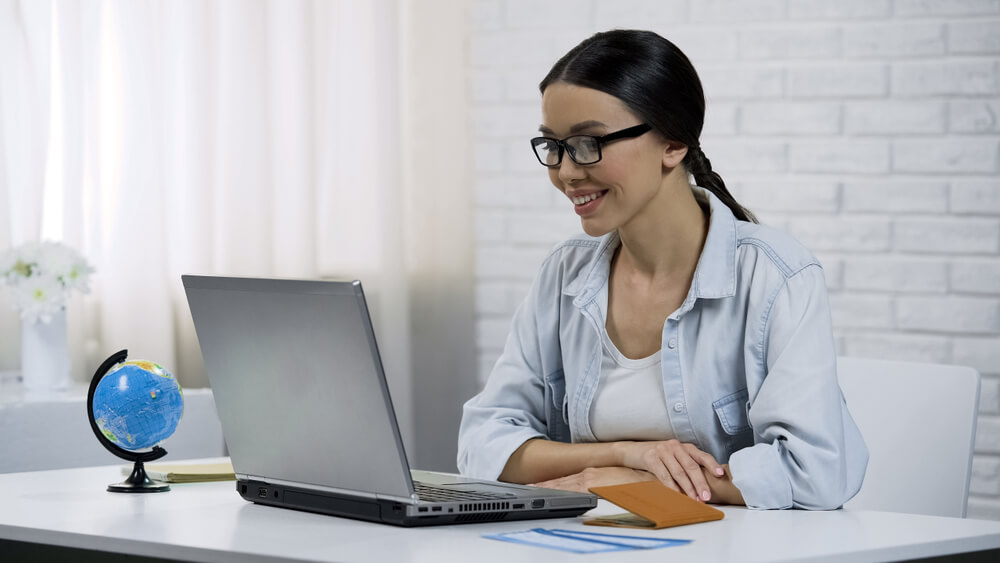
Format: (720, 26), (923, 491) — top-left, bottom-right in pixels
(673, 402), (685, 413)
(667, 338), (677, 349)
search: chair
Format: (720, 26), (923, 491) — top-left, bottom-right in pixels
(837, 356), (981, 518)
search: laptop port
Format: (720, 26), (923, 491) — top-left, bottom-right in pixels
(257, 487), (268, 498)
(418, 507), (428, 512)
(513, 503), (525, 509)
(531, 499), (544, 508)
(431, 506), (442, 512)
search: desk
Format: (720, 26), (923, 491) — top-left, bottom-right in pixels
(2, 459), (1000, 563)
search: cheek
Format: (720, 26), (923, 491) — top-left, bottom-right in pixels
(590, 160), (634, 189)
(606, 147), (663, 188)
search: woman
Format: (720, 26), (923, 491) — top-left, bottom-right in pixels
(457, 30), (867, 510)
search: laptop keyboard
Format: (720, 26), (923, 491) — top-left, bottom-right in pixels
(413, 482), (512, 502)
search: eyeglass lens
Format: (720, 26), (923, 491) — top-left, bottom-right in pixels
(532, 136), (602, 167)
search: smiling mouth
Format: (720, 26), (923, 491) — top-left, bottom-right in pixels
(571, 191), (608, 205)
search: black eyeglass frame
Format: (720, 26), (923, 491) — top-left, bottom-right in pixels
(529, 123), (653, 168)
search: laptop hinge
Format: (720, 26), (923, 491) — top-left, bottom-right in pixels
(241, 474), (417, 504)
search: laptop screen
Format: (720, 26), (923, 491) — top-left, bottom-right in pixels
(183, 276), (414, 500)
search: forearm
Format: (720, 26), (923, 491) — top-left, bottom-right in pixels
(498, 438), (628, 484)
(706, 465), (745, 505)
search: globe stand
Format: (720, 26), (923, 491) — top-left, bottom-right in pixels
(88, 349), (171, 493)
(108, 460), (170, 493)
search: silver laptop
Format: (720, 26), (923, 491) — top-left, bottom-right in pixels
(182, 275), (597, 526)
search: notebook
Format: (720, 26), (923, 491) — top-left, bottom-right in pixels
(182, 275), (597, 527)
(122, 462), (235, 483)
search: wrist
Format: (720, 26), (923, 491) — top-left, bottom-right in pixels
(612, 441), (637, 468)
(706, 464), (744, 505)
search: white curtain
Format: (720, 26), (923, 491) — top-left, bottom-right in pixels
(0, 0), (476, 458)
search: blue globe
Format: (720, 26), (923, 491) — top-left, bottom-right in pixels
(92, 360), (184, 451)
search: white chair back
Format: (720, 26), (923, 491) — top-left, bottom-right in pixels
(838, 356), (980, 518)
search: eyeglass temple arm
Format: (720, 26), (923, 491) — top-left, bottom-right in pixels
(595, 123), (652, 143)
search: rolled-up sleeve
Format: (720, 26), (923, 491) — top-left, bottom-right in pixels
(457, 266), (555, 481)
(729, 264), (869, 510)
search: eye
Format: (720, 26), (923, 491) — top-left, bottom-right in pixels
(532, 138), (561, 165)
(567, 136), (600, 163)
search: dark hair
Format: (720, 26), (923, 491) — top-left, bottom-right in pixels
(540, 29), (757, 223)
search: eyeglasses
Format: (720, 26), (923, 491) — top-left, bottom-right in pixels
(530, 123), (652, 168)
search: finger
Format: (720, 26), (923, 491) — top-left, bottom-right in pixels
(679, 456), (713, 502)
(531, 478), (562, 489)
(689, 447), (725, 476)
(641, 450), (675, 485)
(676, 447), (715, 499)
(642, 453), (680, 492)
(654, 472), (680, 491)
(536, 475), (587, 493)
(662, 455), (699, 500)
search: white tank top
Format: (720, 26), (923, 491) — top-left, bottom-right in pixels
(589, 283), (676, 442)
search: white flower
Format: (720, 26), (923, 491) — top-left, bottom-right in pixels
(62, 260), (95, 293)
(1, 240), (94, 323)
(36, 242), (74, 276)
(13, 241), (44, 270)
(14, 274), (66, 324)
(36, 242), (93, 293)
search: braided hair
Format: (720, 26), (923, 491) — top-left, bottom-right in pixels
(684, 145), (758, 223)
(540, 29), (757, 224)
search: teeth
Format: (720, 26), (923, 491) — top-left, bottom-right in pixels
(572, 192), (603, 205)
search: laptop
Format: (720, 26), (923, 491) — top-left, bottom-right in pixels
(182, 275), (597, 526)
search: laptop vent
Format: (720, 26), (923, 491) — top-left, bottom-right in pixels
(458, 502), (510, 513)
(455, 512), (509, 523)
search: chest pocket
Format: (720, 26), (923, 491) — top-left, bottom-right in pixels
(712, 388), (753, 454)
(543, 369), (570, 443)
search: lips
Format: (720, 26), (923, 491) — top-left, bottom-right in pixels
(570, 190), (608, 216)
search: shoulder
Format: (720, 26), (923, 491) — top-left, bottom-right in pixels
(735, 222), (822, 279)
(539, 232), (607, 273)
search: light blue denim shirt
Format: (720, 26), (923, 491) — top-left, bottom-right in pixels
(458, 188), (868, 510)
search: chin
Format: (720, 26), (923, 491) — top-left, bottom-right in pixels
(580, 220), (614, 238)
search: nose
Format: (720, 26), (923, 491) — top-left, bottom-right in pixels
(557, 153), (585, 185)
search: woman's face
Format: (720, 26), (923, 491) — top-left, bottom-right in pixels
(540, 82), (671, 237)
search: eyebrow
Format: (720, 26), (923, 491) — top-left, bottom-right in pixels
(538, 120), (608, 136)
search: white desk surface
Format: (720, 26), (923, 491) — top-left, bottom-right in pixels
(2, 458), (1000, 563)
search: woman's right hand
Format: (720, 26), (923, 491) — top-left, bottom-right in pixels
(619, 439), (725, 502)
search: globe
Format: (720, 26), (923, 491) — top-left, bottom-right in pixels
(93, 360), (184, 451)
(87, 350), (184, 492)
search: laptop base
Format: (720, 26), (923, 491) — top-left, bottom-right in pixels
(237, 479), (594, 527)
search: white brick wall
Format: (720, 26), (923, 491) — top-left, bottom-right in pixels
(467, 0), (1000, 519)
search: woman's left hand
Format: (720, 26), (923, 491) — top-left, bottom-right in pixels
(530, 466), (657, 493)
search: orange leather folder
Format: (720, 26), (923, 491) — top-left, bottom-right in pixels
(585, 481), (725, 529)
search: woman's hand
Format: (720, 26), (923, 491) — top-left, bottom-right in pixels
(531, 466), (657, 493)
(620, 439), (725, 502)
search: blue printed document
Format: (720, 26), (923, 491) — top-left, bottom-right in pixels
(483, 528), (691, 554)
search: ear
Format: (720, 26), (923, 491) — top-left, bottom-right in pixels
(662, 141), (688, 168)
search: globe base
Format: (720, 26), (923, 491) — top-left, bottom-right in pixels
(108, 461), (170, 493)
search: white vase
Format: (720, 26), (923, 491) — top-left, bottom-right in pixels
(21, 309), (71, 392)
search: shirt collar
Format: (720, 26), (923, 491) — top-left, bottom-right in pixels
(566, 186), (739, 307)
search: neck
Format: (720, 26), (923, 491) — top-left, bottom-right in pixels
(615, 173), (708, 283)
